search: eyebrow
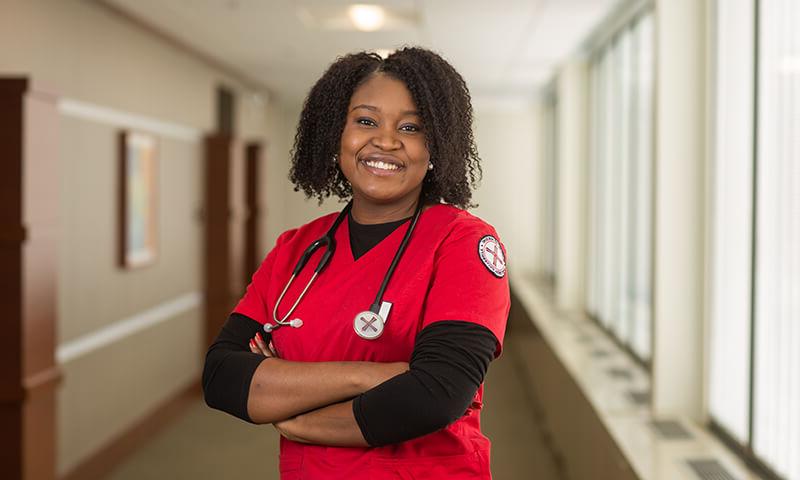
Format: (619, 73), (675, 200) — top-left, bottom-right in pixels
(350, 104), (420, 116)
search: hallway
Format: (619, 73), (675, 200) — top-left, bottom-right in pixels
(3, 1), (798, 479)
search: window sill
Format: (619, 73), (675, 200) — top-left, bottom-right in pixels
(509, 269), (766, 480)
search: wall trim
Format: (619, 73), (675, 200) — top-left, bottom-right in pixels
(60, 379), (201, 480)
(56, 292), (203, 364)
(58, 98), (203, 142)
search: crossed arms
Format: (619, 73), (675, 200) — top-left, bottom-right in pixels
(202, 313), (496, 447)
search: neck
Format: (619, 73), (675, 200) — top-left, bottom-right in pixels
(350, 196), (420, 225)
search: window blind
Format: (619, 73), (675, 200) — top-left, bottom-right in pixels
(753, 0), (800, 477)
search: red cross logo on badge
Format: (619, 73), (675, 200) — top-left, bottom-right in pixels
(354, 310), (384, 340)
(478, 235), (506, 278)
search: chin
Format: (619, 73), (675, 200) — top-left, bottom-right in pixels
(361, 191), (403, 204)
(356, 183), (403, 202)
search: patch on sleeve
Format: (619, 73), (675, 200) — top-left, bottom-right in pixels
(478, 235), (506, 278)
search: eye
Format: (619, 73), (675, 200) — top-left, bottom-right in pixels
(356, 117), (377, 127)
(400, 124), (421, 133)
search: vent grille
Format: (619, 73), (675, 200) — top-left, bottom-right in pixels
(687, 459), (738, 480)
(591, 349), (610, 358)
(606, 367), (633, 379)
(650, 420), (693, 440)
(628, 390), (651, 405)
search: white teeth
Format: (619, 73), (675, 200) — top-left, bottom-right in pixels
(364, 160), (399, 171)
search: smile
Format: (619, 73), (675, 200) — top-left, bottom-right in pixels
(363, 159), (401, 171)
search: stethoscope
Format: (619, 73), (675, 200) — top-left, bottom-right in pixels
(264, 199), (424, 340)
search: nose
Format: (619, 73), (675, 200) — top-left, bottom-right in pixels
(370, 126), (401, 151)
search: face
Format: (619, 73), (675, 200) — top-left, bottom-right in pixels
(338, 73), (430, 209)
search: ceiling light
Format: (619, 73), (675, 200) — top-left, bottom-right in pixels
(348, 4), (386, 32)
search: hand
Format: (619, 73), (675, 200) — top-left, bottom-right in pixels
(249, 332), (279, 358)
(273, 417), (308, 443)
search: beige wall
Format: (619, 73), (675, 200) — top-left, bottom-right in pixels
(651, 0), (709, 421)
(0, 0), (284, 474)
(267, 101), (342, 247)
(472, 104), (542, 272)
(555, 61), (590, 311)
(57, 117), (203, 343)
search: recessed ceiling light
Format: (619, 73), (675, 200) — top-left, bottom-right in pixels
(297, 4), (417, 32)
(348, 4), (386, 32)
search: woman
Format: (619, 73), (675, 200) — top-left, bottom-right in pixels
(203, 47), (510, 479)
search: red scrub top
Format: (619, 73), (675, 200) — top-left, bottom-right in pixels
(234, 203), (510, 479)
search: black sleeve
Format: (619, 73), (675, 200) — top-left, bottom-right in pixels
(352, 321), (497, 447)
(202, 313), (268, 423)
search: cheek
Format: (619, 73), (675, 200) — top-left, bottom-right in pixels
(409, 141), (430, 166)
(340, 127), (365, 154)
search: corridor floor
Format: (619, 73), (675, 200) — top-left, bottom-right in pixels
(107, 331), (562, 479)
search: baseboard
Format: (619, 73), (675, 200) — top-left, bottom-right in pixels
(61, 378), (202, 480)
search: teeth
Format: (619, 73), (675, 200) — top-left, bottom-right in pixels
(364, 160), (400, 171)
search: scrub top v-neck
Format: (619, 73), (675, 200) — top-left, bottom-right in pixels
(347, 212), (411, 261)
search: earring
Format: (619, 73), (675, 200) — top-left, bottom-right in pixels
(427, 162), (434, 171)
(332, 154), (339, 164)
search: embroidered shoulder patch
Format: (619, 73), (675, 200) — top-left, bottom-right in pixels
(478, 235), (506, 278)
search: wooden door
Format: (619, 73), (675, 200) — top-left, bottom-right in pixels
(203, 136), (262, 346)
(243, 143), (262, 286)
(0, 78), (60, 480)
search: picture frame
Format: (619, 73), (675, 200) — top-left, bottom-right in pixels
(118, 131), (158, 269)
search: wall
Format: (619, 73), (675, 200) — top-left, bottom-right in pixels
(0, 0), (282, 474)
(473, 103), (542, 272)
(555, 61), (589, 311)
(270, 101), (349, 244)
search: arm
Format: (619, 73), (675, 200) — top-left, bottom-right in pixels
(275, 400), (367, 447)
(273, 321), (497, 447)
(202, 313), (407, 424)
(247, 354), (406, 424)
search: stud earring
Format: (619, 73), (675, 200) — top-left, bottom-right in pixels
(332, 154), (339, 164)
(427, 162), (434, 171)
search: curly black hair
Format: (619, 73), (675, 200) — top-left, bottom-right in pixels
(289, 46), (481, 209)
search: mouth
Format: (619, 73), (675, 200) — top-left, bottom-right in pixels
(358, 154), (404, 175)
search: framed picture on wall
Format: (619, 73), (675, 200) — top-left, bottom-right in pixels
(119, 131), (158, 269)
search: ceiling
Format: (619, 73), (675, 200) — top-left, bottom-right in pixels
(101, 0), (618, 105)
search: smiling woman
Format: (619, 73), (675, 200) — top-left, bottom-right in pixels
(202, 47), (510, 480)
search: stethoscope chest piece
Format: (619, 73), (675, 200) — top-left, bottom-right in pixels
(354, 310), (385, 340)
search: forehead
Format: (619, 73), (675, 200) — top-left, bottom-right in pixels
(348, 73), (418, 112)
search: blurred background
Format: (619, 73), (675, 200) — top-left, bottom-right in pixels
(0, 0), (798, 479)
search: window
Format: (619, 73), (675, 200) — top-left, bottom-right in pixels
(709, 0), (800, 478)
(586, 11), (655, 365)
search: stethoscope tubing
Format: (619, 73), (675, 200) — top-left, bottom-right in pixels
(368, 200), (424, 314)
(267, 198), (423, 333)
(269, 202), (351, 329)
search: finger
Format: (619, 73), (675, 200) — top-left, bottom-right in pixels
(253, 334), (271, 357)
(248, 339), (259, 354)
(268, 341), (278, 357)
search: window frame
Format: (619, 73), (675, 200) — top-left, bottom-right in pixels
(706, 1), (797, 478)
(585, 7), (656, 371)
